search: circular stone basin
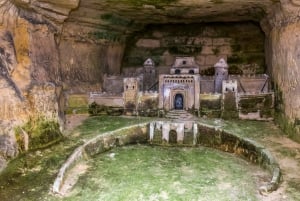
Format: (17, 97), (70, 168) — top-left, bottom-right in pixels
(68, 145), (269, 201)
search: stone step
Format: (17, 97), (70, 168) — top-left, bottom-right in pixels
(165, 110), (198, 121)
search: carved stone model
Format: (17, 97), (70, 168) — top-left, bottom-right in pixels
(158, 57), (200, 112)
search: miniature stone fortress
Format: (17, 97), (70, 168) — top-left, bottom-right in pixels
(90, 56), (274, 120)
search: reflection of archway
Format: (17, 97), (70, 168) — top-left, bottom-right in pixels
(169, 130), (177, 144)
(174, 94), (184, 110)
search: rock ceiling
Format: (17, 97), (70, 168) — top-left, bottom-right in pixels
(7, 0), (281, 31)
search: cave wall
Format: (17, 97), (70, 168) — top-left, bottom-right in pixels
(58, 39), (125, 93)
(264, 1), (300, 140)
(267, 24), (300, 140)
(123, 23), (265, 74)
(0, 2), (65, 170)
(0, 0), (300, 169)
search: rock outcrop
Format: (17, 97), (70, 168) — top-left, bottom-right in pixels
(0, 0), (300, 167)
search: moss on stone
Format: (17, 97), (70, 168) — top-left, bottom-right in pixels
(227, 54), (247, 64)
(221, 92), (238, 119)
(231, 44), (242, 52)
(200, 67), (215, 76)
(101, 13), (131, 26)
(228, 65), (243, 74)
(123, 22), (265, 70)
(166, 7), (191, 17)
(168, 46), (202, 55)
(89, 31), (123, 42)
(211, 0), (224, 4)
(15, 117), (63, 151)
(275, 112), (300, 143)
(66, 94), (89, 114)
(239, 97), (264, 113)
(107, 0), (178, 7)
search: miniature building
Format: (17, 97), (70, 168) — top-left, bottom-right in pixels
(90, 56), (274, 120)
(222, 79), (238, 94)
(214, 58), (228, 93)
(123, 77), (140, 109)
(143, 58), (157, 91)
(158, 57), (200, 112)
(170, 57), (200, 75)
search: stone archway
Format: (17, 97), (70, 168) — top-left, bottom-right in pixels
(174, 94), (184, 110)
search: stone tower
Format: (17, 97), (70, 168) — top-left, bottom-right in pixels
(143, 58), (156, 91)
(123, 77), (140, 111)
(214, 58), (229, 93)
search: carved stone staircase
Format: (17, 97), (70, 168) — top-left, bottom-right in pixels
(165, 110), (198, 121)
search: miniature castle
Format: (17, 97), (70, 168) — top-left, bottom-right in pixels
(90, 56), (274, 120)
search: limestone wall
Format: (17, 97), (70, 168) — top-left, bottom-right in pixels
(264, 2), (300, 140)
(123, 23), (265, 74)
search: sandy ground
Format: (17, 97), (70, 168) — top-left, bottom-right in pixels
(259, 136), (300, 201)
(64, 114), (89, 134)
(63, 115), (300, 201)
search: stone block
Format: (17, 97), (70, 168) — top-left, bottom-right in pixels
(162, 50), (175, 66)
(152, 31), (164, 38)
(195, 55), (206, 65)
(201, 46), (214, 54)
(194, 37), (212, 46)
(136, 39), (160, 48)
(219, 45), (232, 55)
(213, 38), (231, 46)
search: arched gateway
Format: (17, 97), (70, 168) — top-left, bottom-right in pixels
(174, 94), (184, 110)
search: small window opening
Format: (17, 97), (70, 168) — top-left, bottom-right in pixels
(175, 69), (181, 74)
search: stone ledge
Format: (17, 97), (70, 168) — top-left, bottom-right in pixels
(198, 122), (281, 194)
(52, 121), (281, 195)
(52, 123), (149, 194)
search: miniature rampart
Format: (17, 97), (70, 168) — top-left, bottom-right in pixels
(89, 92), (123, 107)
(53, 121), (281, 195)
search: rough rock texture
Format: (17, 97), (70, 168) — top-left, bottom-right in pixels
(0, 1), (66, 165)
(123, 22), (265, 73)
(264, 1), (300, 139)
(0, 0), (300, 165)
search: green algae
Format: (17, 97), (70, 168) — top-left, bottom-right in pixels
(0, 115), (298, 201)
(0, 116), (153, 201)
(66, 145), (260, 201)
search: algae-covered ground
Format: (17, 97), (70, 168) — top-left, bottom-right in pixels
(63, 145), (265, 201)
(0, 116), (152, 201)
(0, 116), (300, 201)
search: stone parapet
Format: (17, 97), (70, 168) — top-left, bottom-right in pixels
(52, 121), (281, 196)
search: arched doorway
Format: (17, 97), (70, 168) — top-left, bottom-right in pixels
(174, 94), (184, 110)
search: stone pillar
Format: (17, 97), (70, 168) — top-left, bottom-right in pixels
(149, 122), (155, 142)
(158, 75), (165, 109)
(193, 123), (198, 145)
(176, 123), (185, 143)
(162, 123), (170, 143)
(214, 58), (228, 93)
(194, 75), (200, 110)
